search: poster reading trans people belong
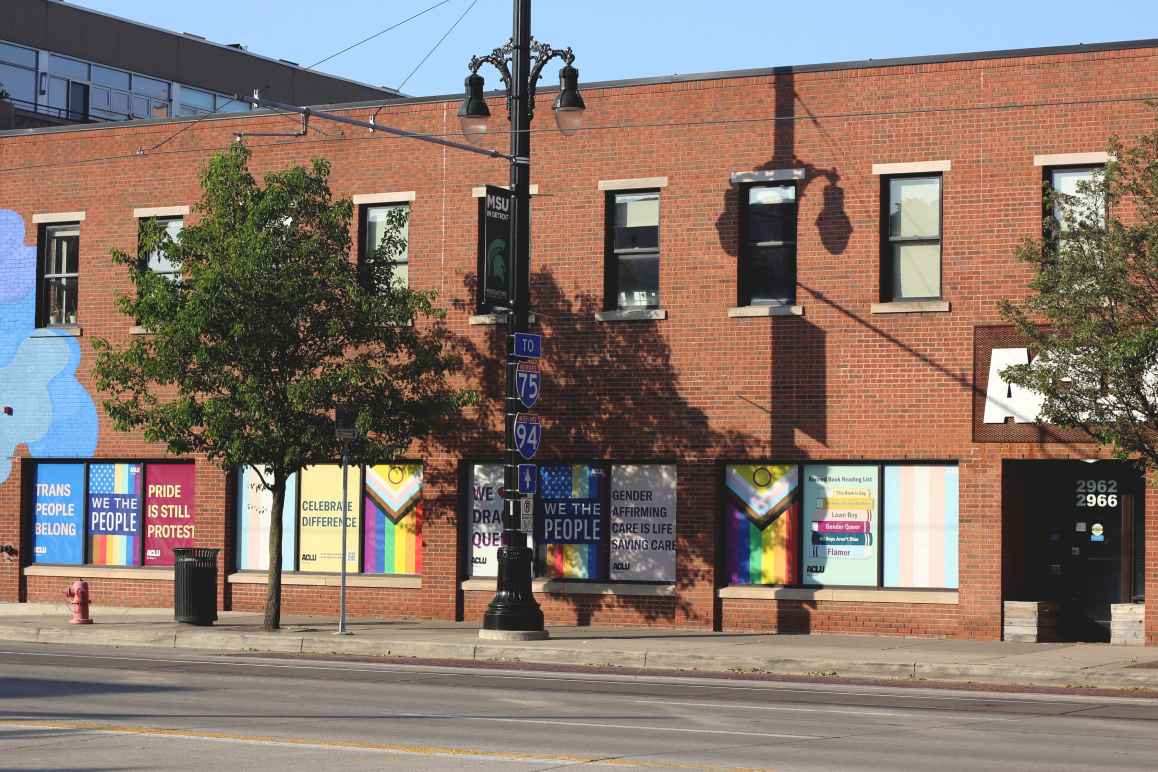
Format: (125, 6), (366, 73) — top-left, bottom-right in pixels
(88, 463), (143, 567)
(802, 464), (878, 587)
(32, 463), (85, 564)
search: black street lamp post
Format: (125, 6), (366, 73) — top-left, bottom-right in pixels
(459, 0), (584, 639)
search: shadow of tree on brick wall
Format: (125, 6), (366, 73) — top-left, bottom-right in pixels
(436, 268), (759, 626)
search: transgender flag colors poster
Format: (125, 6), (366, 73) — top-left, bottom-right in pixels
(363, 464), (423, 574)
(88, 463), (142, 566)
(883, 465), (959, 589)
(536, 464), (606, 579)
(724, 465), (799, 585)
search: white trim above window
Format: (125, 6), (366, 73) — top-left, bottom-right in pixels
(32, 211), (86, 224)
(730, 168), (804, 183)
(1033, 152), (1110, 167)
(598, 176), (668, 191)
(871, 160), (951, 175)
(133, 206), (190, 218)
(471, 185), (539, 197)
(352, 191), (416, 205)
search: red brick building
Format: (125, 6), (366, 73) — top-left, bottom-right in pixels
(1, 38), (1155, 643)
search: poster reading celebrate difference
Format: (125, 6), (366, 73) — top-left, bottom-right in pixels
(298, 464), (361, 573)
(802, 464), (878, 587)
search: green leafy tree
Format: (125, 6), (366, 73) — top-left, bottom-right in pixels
(93, 144), (474, 629)
(1000, 117), (1158, 471)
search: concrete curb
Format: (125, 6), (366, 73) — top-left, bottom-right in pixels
(3, 624), (1157, 691)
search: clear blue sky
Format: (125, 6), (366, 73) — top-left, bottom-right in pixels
(71, 0), (1158, 97)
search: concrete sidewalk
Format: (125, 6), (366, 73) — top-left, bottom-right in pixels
(4, 602), (1158, 691)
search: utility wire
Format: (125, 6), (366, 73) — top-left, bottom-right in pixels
(306, 0), (452, 72)
(6, 93), (1156, 177)
(396, 0), (478, 92)
(140, 95), (242, 154)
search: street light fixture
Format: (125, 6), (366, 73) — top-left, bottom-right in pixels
(463, 0), (584, 640)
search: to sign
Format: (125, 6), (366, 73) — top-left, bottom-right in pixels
(513, 413), (541, 460)
(512, 332), (541, 358)
(516, 361), (541, 409)
(517, 463), (537, 495)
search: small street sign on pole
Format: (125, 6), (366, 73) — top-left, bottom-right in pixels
(512, 413), (542, 460)
(515, 361), (541, 409)
(517, 463), (537, 495)
(512, 332), (541, 358)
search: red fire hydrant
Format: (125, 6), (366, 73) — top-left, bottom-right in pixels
(65, 579), (93, 625)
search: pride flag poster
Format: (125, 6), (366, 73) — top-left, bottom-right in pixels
(883, 465), (959, 589)
(143, 463), (197, 566)
(88, 463), (142, 567)
(802, 464), (879, 587)
(535, 464), (607, 579)
(297, 464), (361, 573)
(363, 464), (423, 575)
(32, 463), (85, 565)
(236, 466), (297, 571)
(724, 465), (799, 585)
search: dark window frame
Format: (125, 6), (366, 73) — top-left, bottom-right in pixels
(880, 173), (943, 302)
(36, 222), (80, 328)
(138, 216), (184, 282)
(1043, 163), (1105, 243)
(357, 202), (410, 294)
(604, 188), (661, 311)
(737, 181), (798, 306)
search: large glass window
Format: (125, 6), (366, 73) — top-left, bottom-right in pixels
(141, 217), (183, 280)
(178, 86), (215, 116)
(0, 41), (37, 68)
(740, 183), (797, 305)
(39, 224), (80, 327)
(46, 54), (88, 82)
(1049, 166), (1104, 237)
(0, 61), (36, 106)
(91, 65), (130, 90)
(606, 191), (660, 310)
(360, 204), (410, 291)
(131, 74), (169, 100)
(883, 175), (942, 301)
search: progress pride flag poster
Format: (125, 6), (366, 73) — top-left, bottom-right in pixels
(143, 463), (197, 566)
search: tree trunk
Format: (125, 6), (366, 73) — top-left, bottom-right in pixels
(263, 469), (286, 631)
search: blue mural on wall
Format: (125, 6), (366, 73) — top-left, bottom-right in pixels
(0, 209), (99, 485)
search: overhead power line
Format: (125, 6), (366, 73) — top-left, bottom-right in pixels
(396, 0), (479, 92)
(306, 0), (453, 72)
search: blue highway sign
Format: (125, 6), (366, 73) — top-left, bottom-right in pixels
(515, 361), (541, 409)
(512, 332), (541, 358)
(512, 413), (542, 460)
(517, 463), (537, 495)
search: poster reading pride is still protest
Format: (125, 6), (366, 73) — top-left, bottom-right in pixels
(297, 464), (362, 573)
(88, 463), (143, 567)
(609, 465), (677, 582)
(802, 464), (879, 587)
(32, 463), (85, 565)
(143, 463), (196, 566)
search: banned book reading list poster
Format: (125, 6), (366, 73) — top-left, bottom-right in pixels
(143, 463), (196, 566)
(88, 463), (143, 567)
(802, 464), (879, 586)
(297, 464), (362, 573)
(609, 464), (677, 582)
(32, 463), (85, 564)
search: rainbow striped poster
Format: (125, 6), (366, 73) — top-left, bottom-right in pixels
(883, 465), (959, 589)
(363, 464), (423, 574)
(724, 465), (799, 585)
(236, 466), (297, 571)
(536, 464), (606, 579)
(88, 463), (142, 566)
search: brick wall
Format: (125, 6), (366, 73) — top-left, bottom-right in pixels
(1, 43), (1155, 637)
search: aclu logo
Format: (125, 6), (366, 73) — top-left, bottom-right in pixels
(301, 554), (317, 562)
(613, 562), (630, 572)
(471, 556), (486, 565)
(806, 564), (825, 574)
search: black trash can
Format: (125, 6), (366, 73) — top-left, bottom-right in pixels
(173, 547), (219, 625)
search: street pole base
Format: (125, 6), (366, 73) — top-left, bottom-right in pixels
(479, 628), (549, 641)
(481, 545), (546, 635)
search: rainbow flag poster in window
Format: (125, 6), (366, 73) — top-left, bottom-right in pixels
(88, 463), (143, 567)
(363, 464), (423, 575)
(535, 464), (607, 579)
(724, 465), (799, 585)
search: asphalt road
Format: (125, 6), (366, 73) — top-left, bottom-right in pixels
(2, 642), (1158, 771)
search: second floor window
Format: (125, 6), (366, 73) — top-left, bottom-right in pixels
(1048, 166), (1104, 244)
(142, 217), (183, 281)
(360, 204), (410, 292)
(606, 190), (660, 310)
(882, 174), (942, 301)
(39, 224), (80, 327)
(740, 183), (797, 306)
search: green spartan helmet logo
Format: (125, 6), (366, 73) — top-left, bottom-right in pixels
(488, 238), (508, 286)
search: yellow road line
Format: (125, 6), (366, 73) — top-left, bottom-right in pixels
(1, 719), (773, 771)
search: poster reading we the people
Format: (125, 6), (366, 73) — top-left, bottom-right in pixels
(363, 464), (422, 575)
(32, 463), (85, 564)
(143, 463), (196, 566)
(802, 464), (879, 586)
(88, 462), (143, 567)
(297, 464), (361, 573)
(535, 464), (607, 579)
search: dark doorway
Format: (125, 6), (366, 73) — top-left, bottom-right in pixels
(1003, 460), (1145, 642)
